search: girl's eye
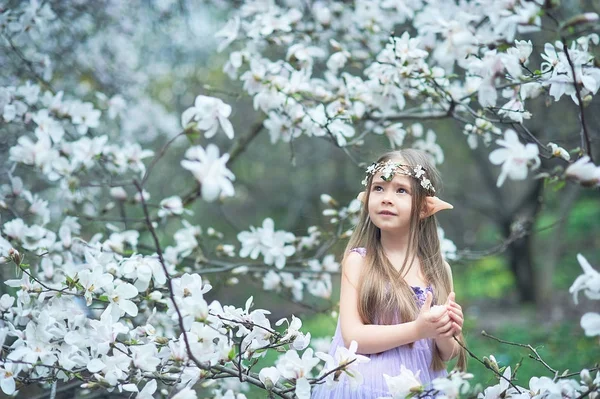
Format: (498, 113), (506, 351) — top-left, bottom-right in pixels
(373, 185), (383, 192)
(397, 188), (407, 194)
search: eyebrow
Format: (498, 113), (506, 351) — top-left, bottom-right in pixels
(373, 179), (411, 189)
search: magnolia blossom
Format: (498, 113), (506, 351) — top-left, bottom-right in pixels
(121, 254), (167, 291)
(548, 142), (570, 161)
(103, 282), (139, 320)
(157, 195), (188, 217)
(477, 367), (525, 399)
(0, 362), (18, 395)
(181, 95), (234, 139)
(381, 365), (423, 399)
(181, 144), (235, 202)
(413, 129), (444, 165)
(565, 156), (600, 187)
(68, 100), (101, 135)
(580, 312), (600, 337)
(569, 254), (600, 304)
(315, 340), (370, 390)
(432, 371), (474, 399)
(489, 129), (540, 187)
(237, 218), (295, 269)
(258, 366), (280, 389)
(276, 348), (320, 383)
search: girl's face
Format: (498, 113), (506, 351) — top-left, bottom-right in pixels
(367, 171), (414, 233)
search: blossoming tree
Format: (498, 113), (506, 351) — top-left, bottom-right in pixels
(0, 1), (599, 399)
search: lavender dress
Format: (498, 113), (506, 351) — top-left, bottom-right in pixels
(311, 248), (447, 398)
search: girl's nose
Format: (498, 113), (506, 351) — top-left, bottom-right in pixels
(381, 195), (392, 204)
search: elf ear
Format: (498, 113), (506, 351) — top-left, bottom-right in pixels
(421, 196), (453, 218)
(357, 191), (366, 203)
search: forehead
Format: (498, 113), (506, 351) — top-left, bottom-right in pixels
(373, 172), (412, 185)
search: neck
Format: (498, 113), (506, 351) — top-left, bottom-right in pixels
(379, 228), (411, 258)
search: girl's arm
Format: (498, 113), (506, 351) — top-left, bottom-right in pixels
(434, 262), (464, 361)
(339, 252), (450, 355)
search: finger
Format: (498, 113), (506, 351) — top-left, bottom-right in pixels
(448, 291), (456, 303)
(435, 314), (451, 326)
(437, 322), (454, 336)
(449, 314), (464, 328)
(429, 309), (448, 323)
(451, 322), (462, 334)
(448, 307), (464, 320)
(440, 326), (456, 337)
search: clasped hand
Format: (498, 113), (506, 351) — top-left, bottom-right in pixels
(415, 291), (463, 339)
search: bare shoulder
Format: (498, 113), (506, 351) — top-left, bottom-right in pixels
(443, 260), (452, 275)
(342, 251), (365, 285)
(443, 259), (454, 287)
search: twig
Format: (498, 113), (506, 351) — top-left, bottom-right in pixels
(481, 331), (558, 378)
(453, 336), (522, 393)
(140, 132), (185, 187)
(561, 36), (593, 162)
(557, 366), (600, 380)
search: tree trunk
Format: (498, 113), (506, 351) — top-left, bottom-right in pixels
(504, 179), (544, 303)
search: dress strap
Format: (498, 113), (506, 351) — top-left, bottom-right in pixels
(349, 247), (367, 257)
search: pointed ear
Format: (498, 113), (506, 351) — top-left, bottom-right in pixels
(357, 191), (366, 203)
(420, 196), (453, 219)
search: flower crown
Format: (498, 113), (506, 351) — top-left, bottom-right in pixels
(361, 160), (436, 194)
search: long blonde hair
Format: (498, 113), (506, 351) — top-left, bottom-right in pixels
(344, 149), (467, 371)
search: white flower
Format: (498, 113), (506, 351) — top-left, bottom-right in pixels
(9, 130), (60, 176)
(497, 98), (531, 123)
(438, 227), (458, 261)
(78, 266), (114, 306)
(262, 270), (281, 291)
(158, 196), (187, 218)
(238, 218), (295, 269)
(110, 187), (128, 200)
(548, 143), (570, 161)
(413, 129), (444, 164)
(33, 109), (64, 143)
(295, 377), (311, 399)
(259, 366), (280, 389)
(103, 282), (139, 320)
(136, 379), (157, 399)
(569, 254), (600, 304)
(529, 375), (580, 399)
(384, 123), (406, 148)
(122, 254), (167, 291)
(172, 387), (197, 399)
(580, 312), (600, 336)
(383, 365), (423, 399)
(489, 129), (540, 187)
(264, 230), (296, 269)
(215, 16), (240, 53)
(0, 362), (18, 395)
(181, 95), (234, 139)
(565, 156), (600, 186)
(434, 371), (475, 399)
(107, 95), (127, 119)
(276, 348), (320, 380)
(181, 144), (235, 202)
(316, 340), (370, 390)
(68, 100), (101, 135)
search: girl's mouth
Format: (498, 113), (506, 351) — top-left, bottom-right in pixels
(378, 211), (397, 216)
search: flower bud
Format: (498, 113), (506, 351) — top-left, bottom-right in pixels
(320, 194), (338, 207)
(8, 248), (22, 266)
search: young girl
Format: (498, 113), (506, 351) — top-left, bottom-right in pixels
(312, 149), (466, 398)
